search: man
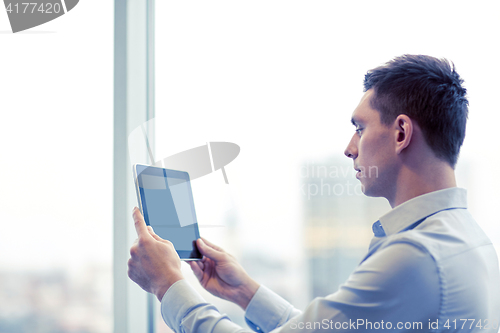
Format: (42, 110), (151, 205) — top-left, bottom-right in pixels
(128, 55), (500, 332)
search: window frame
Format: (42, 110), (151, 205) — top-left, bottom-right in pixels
(114, 0), (156, 332)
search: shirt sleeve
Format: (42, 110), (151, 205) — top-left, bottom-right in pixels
(161, 242), (440, 333)
(244, 285), (302, 332)
(161, 279), (251, 333)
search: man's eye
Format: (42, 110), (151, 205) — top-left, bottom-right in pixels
(355, 128), (363, 135)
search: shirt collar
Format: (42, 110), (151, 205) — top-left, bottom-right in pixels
(378, 187), (468, 236)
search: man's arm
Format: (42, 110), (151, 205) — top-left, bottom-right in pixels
(160, 242), (440, 333)
(128, 208), (302, 332)
(128, 209), (440, 333)
(186, 237), (302, 331)
(127, 207), (262, 308)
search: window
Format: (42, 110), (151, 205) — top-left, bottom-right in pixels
(0, 4), (113, 332)
(153, 1), (500, 331)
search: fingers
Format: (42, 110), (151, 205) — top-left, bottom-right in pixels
(197, 238), (225, 261)
(200, 237), (224, 252)
(194, 260), (205, 271)
(188, 261), (204, 281)
(132, 207), (151, 239)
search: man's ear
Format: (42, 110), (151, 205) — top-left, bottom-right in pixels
(394, 114), (413, 154)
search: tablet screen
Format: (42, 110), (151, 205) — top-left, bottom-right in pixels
(134, 165), (201, 259)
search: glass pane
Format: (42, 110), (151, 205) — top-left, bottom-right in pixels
(155, 1), (500, 331)
(0, 4), (113, 332)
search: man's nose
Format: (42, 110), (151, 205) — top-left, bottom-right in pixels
(344, 134), (358, 159)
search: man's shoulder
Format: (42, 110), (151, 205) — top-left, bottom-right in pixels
(361, 213), (500, 325)
(384, 207), (493, 261)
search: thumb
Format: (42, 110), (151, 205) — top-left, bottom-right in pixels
(197, 238), (225, 261)
(132, 207), (151, 239)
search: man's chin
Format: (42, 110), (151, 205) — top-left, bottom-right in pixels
(362, 187), (388, 200)
(358, 182), (379, 198)
(357, 181), (368, 195)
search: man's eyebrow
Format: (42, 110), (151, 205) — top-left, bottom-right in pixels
(351, 118), (358, 126)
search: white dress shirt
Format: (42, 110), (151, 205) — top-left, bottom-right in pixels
(161, 188), (500, 332)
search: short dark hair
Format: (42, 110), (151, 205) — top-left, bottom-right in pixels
(364, 54), (468, 167)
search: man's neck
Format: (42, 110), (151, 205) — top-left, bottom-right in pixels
(388, 160), (457, 208)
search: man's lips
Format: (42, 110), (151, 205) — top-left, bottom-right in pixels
(354, 166), (361, 178)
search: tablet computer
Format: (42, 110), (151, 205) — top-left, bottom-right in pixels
(133, 164), (202, 260)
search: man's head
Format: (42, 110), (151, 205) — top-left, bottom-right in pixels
(363, 54), (468, 167)
(344, 55), (468, 203)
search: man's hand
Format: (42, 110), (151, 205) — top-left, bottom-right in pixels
(188, 238), (260, 310)
(128, 207), (184, 302)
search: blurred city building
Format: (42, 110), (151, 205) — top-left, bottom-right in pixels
(0, 266), (112, 333)
(301, 156), (390, 298)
